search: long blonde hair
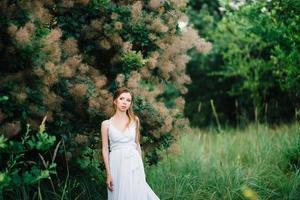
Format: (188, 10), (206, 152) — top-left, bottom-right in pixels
(112, 87), (140, 142)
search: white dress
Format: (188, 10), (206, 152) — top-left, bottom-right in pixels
(107, 117), (160, 200)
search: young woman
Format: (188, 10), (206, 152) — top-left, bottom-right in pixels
(101, 87), (160, 200)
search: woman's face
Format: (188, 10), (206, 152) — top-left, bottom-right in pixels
(114, 92), (132, 112)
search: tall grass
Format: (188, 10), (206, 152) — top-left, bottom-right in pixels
(146, 124), (300, 200)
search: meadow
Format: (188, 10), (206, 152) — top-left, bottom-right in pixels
(146, 124), (300, 200)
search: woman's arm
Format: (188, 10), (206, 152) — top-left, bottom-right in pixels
(135, 116), (142, 157)
(101, 120), (111, 177)
(136, 142), (142, 157)
(101, 120), (113, 191)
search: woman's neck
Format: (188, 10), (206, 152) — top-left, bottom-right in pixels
(113, 111), (128, 120)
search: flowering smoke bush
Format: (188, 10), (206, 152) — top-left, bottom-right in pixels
(0, 0), (210, 165)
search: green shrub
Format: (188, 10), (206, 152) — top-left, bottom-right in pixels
(0, 117), (57, 199)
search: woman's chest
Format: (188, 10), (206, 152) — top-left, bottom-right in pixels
(108, 122), (136, 142)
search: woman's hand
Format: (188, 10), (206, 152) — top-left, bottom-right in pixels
(106, 174), (113, 191)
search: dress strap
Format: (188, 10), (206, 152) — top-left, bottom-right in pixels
(107, 118), (112, 137)
(108, 117), (112, 127)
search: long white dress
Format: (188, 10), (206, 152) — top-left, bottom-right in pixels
(107, 117), (160, 200)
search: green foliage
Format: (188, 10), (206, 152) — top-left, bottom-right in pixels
(0, 135), (8, 149)
(120, 50), (146, 73)
(157, 81), (181, 108)
(0, 120), (57, 199)
(187, 0), (222, 37)
(89, 0), (111, 10)
(186, 0), (300, 127)
(22, 165), (56, 185)
(0, 96), (9, 102)
(283, 133), (300, 171)
(0, 171), (11, 191)
(129, 21), (152, 49)
(27, 131), (56, 151)
(75, 146), (102, 179)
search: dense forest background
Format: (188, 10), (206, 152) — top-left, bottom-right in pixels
(185, 0), (300, 128)
(1, 0), (299, 199)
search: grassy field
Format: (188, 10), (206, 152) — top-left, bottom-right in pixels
(145, 124), (300, 200)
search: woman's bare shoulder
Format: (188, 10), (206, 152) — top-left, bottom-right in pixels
(134, 116), (140, 125)
(101, 119), (110, 128)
